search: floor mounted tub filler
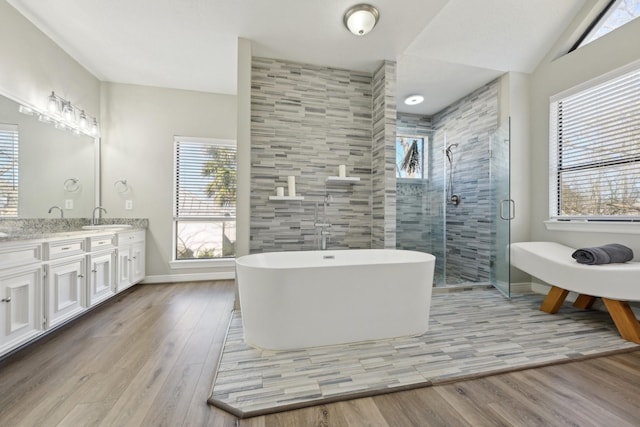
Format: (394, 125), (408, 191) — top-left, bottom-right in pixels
(235, 249), (436, 350)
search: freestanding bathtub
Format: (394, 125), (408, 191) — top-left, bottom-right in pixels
(235, 249), (436, 350)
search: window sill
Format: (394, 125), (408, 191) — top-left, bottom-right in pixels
(170, 258), (235, 270)
(544, 220), (640, 234)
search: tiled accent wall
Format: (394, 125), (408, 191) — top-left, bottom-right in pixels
(371, 61), (397, 249)
(432, 79), (499, 283)
(396, 113), (433, 253)
(250, 57), (373, 253)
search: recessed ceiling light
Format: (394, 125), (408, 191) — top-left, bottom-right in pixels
(404, 95), (424, 106)
(343, 4), (380, 36)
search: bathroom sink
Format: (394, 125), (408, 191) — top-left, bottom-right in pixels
(82, 224), (133, 230)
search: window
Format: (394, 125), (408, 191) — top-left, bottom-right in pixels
(572, 0), (640, 50)
(549, 62), (640, 219)
(174, 137), (236, 260)
(0, 124), (19, 217)
(396, 136), (425, 179)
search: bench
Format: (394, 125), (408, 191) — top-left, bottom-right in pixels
(510, 241), (640, 344)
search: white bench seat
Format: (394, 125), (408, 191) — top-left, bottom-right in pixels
(511, 241), (640, 344)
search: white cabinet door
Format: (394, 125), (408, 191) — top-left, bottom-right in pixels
(116, 247), (132, 292)
(0, 266), (41, 353)
(131, 242), (145, 284)
(115, 231), (146, 293)
(87, 251), (116, 306)
(45, 257), (86, 328)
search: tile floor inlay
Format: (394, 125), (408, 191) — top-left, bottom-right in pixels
(208, 289), (639, 417)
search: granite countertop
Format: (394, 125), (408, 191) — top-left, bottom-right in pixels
(0, 218), (148, 243)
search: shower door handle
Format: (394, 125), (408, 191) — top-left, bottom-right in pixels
(500, 199), (515, 220)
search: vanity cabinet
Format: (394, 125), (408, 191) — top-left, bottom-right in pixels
(43, 238), (87, 329)
(0, 227), (145, 359)
(0, 264), (42, 354)
(0, 241), (42, 355)
(43, 256), (86, 328)
(116, 230), (145, 292)
(86, 235), (116, 306)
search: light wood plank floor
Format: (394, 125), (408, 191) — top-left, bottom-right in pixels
(1, 281), (639, 426)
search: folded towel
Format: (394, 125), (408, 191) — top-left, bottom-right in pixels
(571, 243), (634, 265)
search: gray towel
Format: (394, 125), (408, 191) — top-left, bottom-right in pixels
(571, 243), (634, 265)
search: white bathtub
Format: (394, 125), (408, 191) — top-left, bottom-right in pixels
(235, 249), (435, 350)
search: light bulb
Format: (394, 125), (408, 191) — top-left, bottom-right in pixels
(48, 92), (58, 113)
(63, 102), (74, 121)
(79, 111), (88, 129)
(91, 119), (98, 136)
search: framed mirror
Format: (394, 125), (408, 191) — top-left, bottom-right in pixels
(0, 92), (98, 218)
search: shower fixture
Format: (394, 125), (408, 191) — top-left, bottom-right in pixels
(446, 143), (460, 205)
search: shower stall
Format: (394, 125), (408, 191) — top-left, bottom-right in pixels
(396, 108), (511, 295)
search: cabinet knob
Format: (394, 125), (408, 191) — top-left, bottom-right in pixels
(78, 274), (84, 278)
(1, 297), (11, 303)
(92, 270), (97, 273)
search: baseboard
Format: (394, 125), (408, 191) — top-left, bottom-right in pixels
(142, 271), (235, 284)
(509, 282), (532, 294)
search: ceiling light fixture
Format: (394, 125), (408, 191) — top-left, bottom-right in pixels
(343, 4), (379, 36)
(404, 95), (424, 106)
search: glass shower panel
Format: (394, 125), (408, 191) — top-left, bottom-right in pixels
(490, 118), (511, 297)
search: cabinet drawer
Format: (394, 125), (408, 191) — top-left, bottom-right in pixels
(44, 238), (86, 260)
(116, 230), (145, 246)
(0, 241), (42, 270)
(87, 234), (116, 251)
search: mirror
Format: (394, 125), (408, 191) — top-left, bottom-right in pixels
(0, 93), (97, 218)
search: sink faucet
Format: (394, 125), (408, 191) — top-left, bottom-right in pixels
(48, 205), (64, 218)
(92, 206), (107, 225)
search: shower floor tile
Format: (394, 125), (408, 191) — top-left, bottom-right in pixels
(208, 288), (638, 418)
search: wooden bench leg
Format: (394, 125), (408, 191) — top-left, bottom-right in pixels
(540, 286), (569, 314)
(573, 294), (597, 310)
(602, 298), (640, 344)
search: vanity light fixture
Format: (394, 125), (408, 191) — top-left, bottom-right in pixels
(404, 95), (424, 106)
(18, 91), (100, 138)
(343, 4), (379, 36)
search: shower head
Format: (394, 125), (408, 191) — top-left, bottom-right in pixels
(445, 143), (459, 163)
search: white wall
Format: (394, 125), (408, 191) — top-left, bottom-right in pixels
(499, 72), (532, 283)
(100, 82), (237, 280)
(529, 11), (640, 253)
(0, 1), (100, 115)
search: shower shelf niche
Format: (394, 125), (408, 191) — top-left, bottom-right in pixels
(268, 196), (304, 201)
(325, 176), (360, 184)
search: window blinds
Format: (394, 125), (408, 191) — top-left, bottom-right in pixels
(0, 124), (19, 217)
(174, 139), (237, 219)
(550, 65), (640, 218)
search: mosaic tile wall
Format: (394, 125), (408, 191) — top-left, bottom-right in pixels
(371, 61), (397, 249)
(250, 57), (374, 253)
(431, 79), (499, 283)
(396, 113), (434, 253)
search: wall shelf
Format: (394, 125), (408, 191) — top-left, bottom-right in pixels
(269, 196), (304, 201)
(325, 176), (360, 184)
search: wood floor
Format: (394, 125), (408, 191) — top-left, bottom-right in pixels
(1, 281), (639, 427)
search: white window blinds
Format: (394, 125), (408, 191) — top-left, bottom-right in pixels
(174, 138), (237, 219)
(549, 64), (640, 219)
(0, 124), (19, 217)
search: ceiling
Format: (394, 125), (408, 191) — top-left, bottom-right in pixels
(8, 0), (588, 115)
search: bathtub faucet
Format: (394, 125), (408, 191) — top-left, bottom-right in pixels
(314, 197), (331, 250)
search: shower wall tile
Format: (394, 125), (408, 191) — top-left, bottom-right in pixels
(432, 79), (499, 283)
(250, 57), (373, 253)
(371, 61), (397, 249)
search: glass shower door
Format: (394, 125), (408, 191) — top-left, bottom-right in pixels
(490, 118), (511, 297)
